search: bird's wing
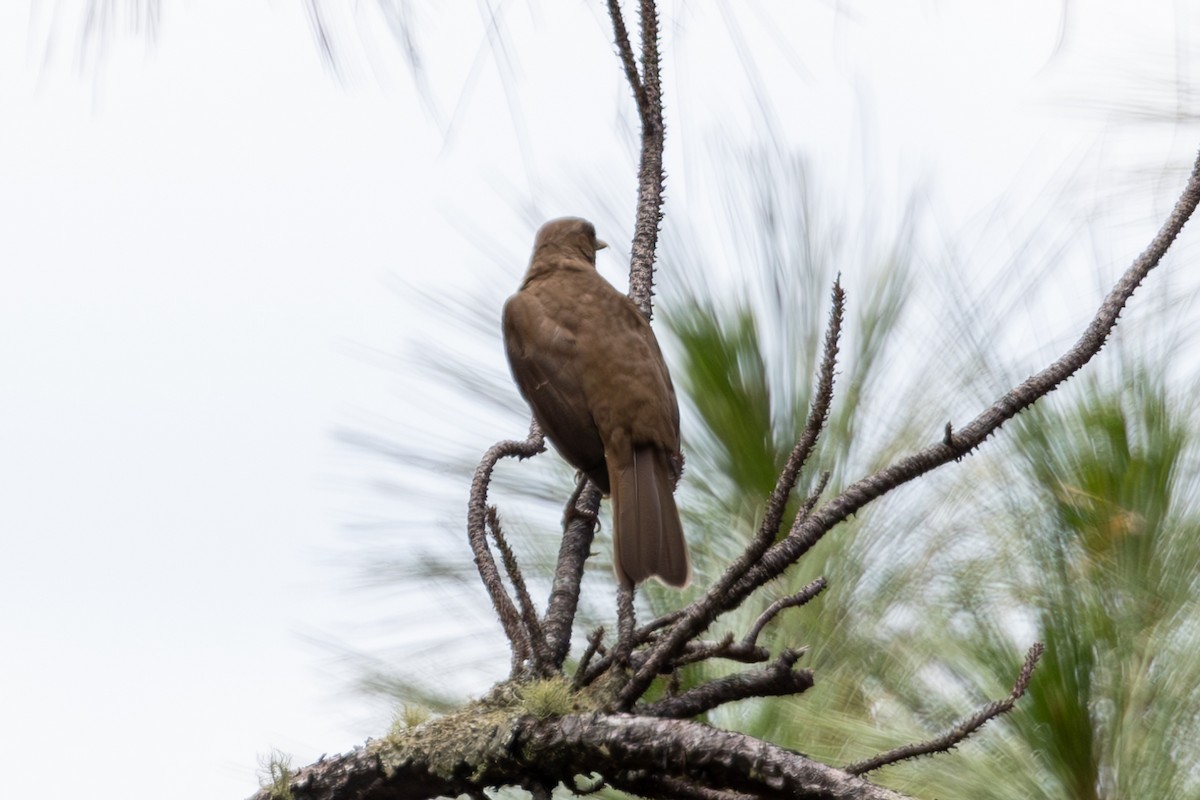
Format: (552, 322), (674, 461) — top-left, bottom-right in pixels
(580, 295), (682, 456)
(502, 290), (608, 487)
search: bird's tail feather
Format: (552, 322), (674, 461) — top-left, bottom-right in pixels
(613, 447), (690, 588)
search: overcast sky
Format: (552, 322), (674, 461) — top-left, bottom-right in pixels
(1, 2), (1197, 798)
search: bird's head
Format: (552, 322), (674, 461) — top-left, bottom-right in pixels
(532, 217), (609, 265)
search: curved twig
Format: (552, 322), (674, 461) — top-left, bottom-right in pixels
(742, 577), (828, 648)
(844, 642), (1045, 775)
(467, 420), (546, 673)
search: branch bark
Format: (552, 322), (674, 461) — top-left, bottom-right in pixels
(249, 713), (911, 800)
(606, 0), (666, 317)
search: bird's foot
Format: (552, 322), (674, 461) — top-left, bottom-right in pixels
(562, 472), (600, 530)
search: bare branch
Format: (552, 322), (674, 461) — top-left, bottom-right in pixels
(844, 642), (1046, 775)
(604, 0), (649, 116)
(639, 607), (686, 638)
(573, 626), (606, 690)
(756, 280), (844, 557)
(615, 280), (844, 706)
(524, 715), (909, 800)
(605, 0), (667, 316)
(251, 713), (912, 800)
(639, 648), (812, 719)
(468, 421), (546, 672)
(616, 584), (637, 666)
(543, 482), (602, 668)
(620, 147), (1200, 708)
(669, 636), (770, 668)
(487, 507), (553, 674)
(792, 470), (831, 531)
(580, 630), (767, 689)
(742, 578), (828, 648)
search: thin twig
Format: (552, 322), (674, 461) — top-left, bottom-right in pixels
(577, 608), (690, 687)
(752, 281), (844, 566)
(742, 578), (827, 648)
(619, 147), (1200, 709)
(573, 626), (607, 689)
(844, 642), (1045, 775)
(581, 635), (769, 688)
(487, 506), (553, 674)
(689, 284), (843, 621)
(638, 608), (685, 637)
(604, 0), (648, 116)
(793, 470), (831, 530)
(605, 0), (666, 317)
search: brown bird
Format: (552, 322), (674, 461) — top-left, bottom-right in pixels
(502, 217), (690, 588)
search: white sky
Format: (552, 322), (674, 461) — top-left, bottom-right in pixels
(0, 2), (1196, 798)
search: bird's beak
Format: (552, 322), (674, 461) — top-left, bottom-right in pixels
(596, 239), (609, 251)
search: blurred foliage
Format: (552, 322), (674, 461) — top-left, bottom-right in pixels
(704, 352), (1200, 799)
(649, 150), (1200, 798)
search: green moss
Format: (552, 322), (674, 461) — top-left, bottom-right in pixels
(518, 677), (574, 719)
(389, 704), (433, 736)
(257, 749), (295, 800)
(377, 676), (610, 784)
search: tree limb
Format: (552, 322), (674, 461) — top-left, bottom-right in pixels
(844, 642), (1045, 775)
(639, 648), (813, 718)
(249, 712), (912, 800)
(543, 481), (602, 668)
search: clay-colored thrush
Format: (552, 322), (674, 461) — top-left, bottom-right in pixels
(503, 217), (690, 588)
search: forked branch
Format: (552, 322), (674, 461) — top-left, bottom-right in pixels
(466, 421), (545, 675)
(606, 0), (667, 317)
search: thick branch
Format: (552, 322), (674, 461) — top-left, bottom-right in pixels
(250, 714), (911, 800)
(544, 481), (601, 668)
(619, 147), (1200, 707)
(522, 715), (909, 800)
